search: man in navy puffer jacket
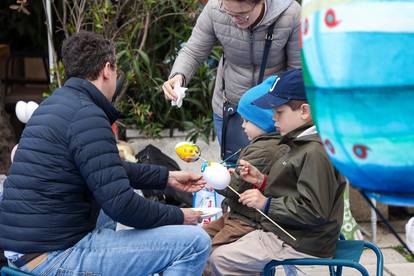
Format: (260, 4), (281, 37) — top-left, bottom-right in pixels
(0, 31), (211, 276)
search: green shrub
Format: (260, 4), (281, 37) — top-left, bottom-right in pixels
(47, 0), (217, 142)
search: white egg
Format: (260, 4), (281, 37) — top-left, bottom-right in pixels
(202, 162), (230, 190)
(15, 101), (39, 124)
(15, 101), (28, 123)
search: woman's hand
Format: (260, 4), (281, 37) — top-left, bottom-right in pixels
(237, 159), (264, 186)
(162, 74), (184, 101)
(239, 189), (267, 209)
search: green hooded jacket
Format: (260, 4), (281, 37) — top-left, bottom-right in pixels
(216, 132), (286, 225)
(259, 124), (346, 258)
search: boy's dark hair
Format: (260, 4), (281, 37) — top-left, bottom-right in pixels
(61, 31), (116, 81)
(286, 100), (308, 111)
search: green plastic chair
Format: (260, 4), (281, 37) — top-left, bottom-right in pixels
(0, 267), (34, 276)
(263, 238), (383, 276)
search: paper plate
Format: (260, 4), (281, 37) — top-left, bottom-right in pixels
(192, 207), (222, 219)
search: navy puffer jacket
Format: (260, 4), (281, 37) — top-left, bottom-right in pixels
(0, 78), (183, 253)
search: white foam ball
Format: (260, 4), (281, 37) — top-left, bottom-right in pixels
(202, 162), (231, 190)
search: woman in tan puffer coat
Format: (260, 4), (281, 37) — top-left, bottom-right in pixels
(163, 0), (301, 146)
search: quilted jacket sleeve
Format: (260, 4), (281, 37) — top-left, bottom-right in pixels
(122, 161), (168, 190)
(68, 105), (184, 228)
(170, 0), (217, 84)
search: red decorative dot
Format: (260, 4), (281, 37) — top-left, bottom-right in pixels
(324, 139), (335, 155)
(324, 9), (341, 28)
(353, 144), (369, 159)
(303, 18), (309, 35)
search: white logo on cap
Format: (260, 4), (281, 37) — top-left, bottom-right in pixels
(269, 77), (280, 94)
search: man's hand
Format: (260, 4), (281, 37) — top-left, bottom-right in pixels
(168, 171), (206, 192)
(237, 159), (264, 187)
(239, 189), (267, 209)
(181, 208), (203, 225)
(162, 74), (184, 101)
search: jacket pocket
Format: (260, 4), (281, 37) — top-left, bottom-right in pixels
(56, 268), (101, 276)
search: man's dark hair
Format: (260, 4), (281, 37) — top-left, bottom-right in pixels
(61, 31), (116, 80)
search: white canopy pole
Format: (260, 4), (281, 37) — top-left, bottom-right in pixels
(46, 0), (54, 83)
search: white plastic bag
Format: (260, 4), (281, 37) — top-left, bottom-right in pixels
(405, 217), (414, 252)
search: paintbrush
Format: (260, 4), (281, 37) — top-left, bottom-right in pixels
(226, 184), (296, 241)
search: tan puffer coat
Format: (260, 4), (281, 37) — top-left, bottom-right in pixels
(170, 0), (301, 116)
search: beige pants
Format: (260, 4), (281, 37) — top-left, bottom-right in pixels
(209, 229), (315, 276)
(203, 213), (255, 276)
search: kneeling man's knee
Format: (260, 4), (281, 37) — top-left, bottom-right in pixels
(193, 226), (212, 254)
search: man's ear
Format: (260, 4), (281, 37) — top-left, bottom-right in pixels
(102, 62), (112, 80)
(300, 103), (311, 120)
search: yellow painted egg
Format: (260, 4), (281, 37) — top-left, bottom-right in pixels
(175, 142), (201, 162)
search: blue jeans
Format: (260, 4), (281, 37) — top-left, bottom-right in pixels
(17, 216), (211, 276)
(212, 113), (223, 146)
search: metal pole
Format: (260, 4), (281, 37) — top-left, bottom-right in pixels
(360, 191), (414, 259)
(46, 0), (54, 83)
(371, 198), (377, 243)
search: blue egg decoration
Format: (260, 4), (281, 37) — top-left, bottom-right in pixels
(301, 0), (414, 205)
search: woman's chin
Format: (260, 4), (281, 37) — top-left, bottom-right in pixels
(234, 21), (250, 29)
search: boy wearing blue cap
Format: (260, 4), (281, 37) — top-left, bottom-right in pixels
(203, 76), (283, 275)
(209, 69), (346, 276)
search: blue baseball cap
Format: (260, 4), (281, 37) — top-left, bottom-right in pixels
(252, 69), (306, 109)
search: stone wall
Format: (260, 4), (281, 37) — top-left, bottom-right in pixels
(126, 129), (221, 173)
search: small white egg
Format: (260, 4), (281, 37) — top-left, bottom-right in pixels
(202, 162), (230, 190)
(15, 101), (28, 123)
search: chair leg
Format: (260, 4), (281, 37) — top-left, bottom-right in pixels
(336, 265), (343, 276)
(329, 265), (343, 276)
(350, 264), (369, 276)
(263, 267), (274, 276)
(364, 242), (384, 276)
(329, 265), (336, 276)
(264, 263), (279, 276)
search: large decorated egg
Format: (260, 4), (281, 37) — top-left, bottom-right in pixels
(302, 0), (414, 205)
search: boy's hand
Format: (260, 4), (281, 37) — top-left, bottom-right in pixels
(168, 171), (206, 192)
(239, 189), (267, 209)
(238, 159), (264, 186)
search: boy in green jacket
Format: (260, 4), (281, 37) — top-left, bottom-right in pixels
(203, 76), (284, 275)
(209, 69), (346, 276)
